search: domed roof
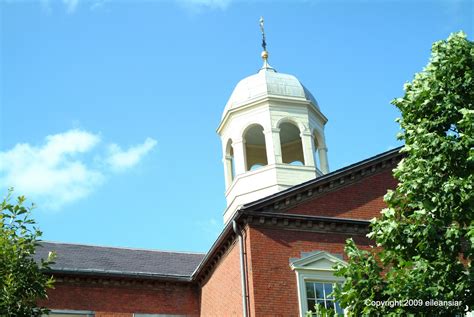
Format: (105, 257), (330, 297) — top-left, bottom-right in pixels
(222, 66), (319, 119)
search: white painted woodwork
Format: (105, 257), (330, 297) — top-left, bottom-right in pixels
(218, 64), (330, 223)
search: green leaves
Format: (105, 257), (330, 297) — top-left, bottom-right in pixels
(0, 189), (56, 316)
(335, 32), (474, 315)
(333, 239), (384, 316)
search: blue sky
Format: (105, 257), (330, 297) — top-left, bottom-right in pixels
(1, 0), (472, 253)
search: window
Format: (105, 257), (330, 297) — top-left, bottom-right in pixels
(290, 251), (346, 317)
(305, 281), (343, 316)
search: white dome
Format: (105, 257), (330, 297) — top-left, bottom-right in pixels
(222, 68), (319, 119)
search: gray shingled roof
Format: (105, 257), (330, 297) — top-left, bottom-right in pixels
(34, 242), (205, 281)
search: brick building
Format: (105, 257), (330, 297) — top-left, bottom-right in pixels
(34, 42), (402, 317)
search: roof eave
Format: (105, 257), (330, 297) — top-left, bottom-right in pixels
(46, 268), (194, 283)
(191, 209), (240, 281)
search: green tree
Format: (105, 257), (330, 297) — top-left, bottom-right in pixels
(305, 303), (343, 317)
(0, 189), (55, 316)
(334, 32), (474, 316)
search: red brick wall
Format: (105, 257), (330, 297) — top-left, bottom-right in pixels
(199, 240), (243, 316)
(246, 226), (373, 317)
(286, 169), (397, 220)
(39, 279), (200, 316)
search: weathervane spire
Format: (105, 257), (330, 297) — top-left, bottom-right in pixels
(259, 16), (267, 52)
(259, 16), (274, 71)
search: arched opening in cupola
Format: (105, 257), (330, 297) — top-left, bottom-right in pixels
(225, 139), (235, 182)
(279, 122), (304, 165)
(243, 124), (268, 171)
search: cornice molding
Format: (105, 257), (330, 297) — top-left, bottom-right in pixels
(194, 212), (370, 285)
(241, 212), (370, 235)
(195, 235), (238, 286)
(52, 273), (195, 288)
(217, 95), (324, 134)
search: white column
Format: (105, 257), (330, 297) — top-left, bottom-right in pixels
(223, 155), (233, 189)
(222, 157), (230, 189)
(263, 128), (278, 165)
(313, 148), (320, 170)
(300, 131), (316, 167)
(232, 138), (247, 175)
(318, 147), (329, 174)
(269, 128), (282, 164)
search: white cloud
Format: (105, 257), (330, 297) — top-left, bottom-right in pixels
(106, 138), (157, 172)
(0, 130), (102, 210)
(0, 129), (156, 211)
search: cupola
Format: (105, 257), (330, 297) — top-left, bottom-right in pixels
(217, 18), (330, 223)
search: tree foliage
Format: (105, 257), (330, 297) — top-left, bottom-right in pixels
(305, 303), (343, 317)
(0, 189), (55, 316)
(334, 32), (474, 316)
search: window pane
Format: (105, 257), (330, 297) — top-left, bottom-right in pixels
(315, 283), (324, 299)
(324, 283), (333, 299)
(316, 299), (325, 308)
(307, 299), (316, 312)
(303, 281), (343, 316)
(306, 282), (315, 299)
(325, 300), (334, 309)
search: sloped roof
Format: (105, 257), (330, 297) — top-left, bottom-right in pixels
(34, 241), (205, 281)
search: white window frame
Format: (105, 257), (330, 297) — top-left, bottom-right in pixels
(290, 251), (346, 317)
(303, 280), (344, 315)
